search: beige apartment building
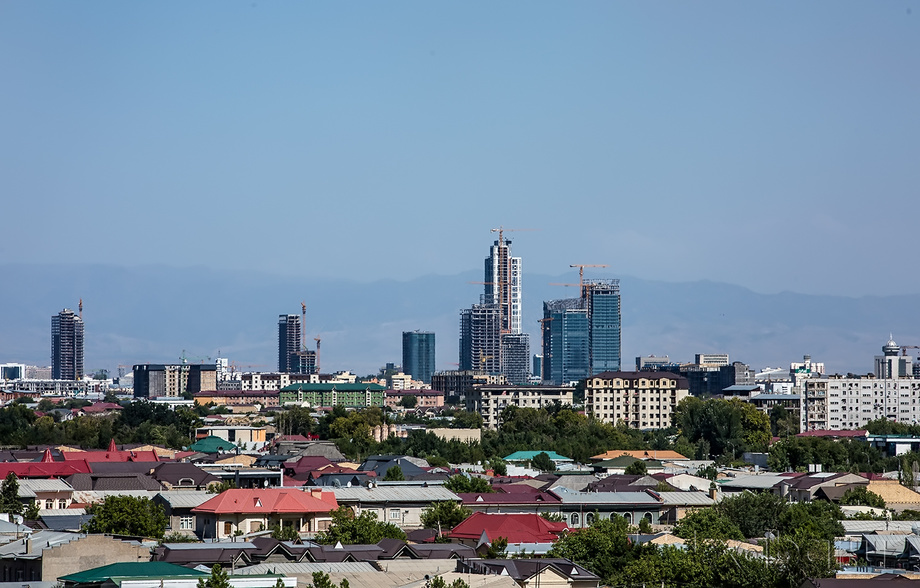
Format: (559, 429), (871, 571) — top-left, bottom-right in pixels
(466, 385), (574, 429)
(585, 371), (689, 429)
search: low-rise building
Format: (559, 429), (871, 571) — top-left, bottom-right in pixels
(384, 389), (445, 410)
(194, 390), (280, 407)
(584, 371), (688, 429)
(329, 485), (461, 530)
(192, 488), (338, 540)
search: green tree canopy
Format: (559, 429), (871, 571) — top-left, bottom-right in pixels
(383, 465), (406, 481)
(444, 474), (493, 494)
(197, 564), (230, 588)
(314, 506), (407, 545)
(624, 460), (648, 476)
(0, 472), (22, 516)
(420, 501), (471, 533)
(840, 486), (886, 509)
(83, 495), (168, 539)
(672, 507), (744, 541)
(548, 516), (637, 584)
(531, 452), (555, 472)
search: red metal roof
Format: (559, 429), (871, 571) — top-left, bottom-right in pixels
(192, 488), (338, 515)
(62, 449), (161, 463)
(449, 512), (568, 544)
(0, 460), (91, 478)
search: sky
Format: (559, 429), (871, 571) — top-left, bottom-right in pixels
(2, 2), (919, 296)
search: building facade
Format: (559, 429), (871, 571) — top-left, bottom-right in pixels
(584, 371), (689, 429)
(804, 375), (920, 431)
(466, 385), (574, 430)
(51, 309), (83, 380)
(459, 304), (502, 374)
(279, 382), (387, 408)
(402, 331), (436, 384)
(484, 237), (523, 335)
(133, 364), (216, 398)
(278, 314), (301, 373)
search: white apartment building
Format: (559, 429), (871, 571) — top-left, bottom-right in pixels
(585, 371), (689, 430)
(466, 385), (574, 429)
(804, 376), (920, 430)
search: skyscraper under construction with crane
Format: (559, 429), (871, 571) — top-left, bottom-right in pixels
(459, 230), (530, 384)
(542, 279), (621, 385)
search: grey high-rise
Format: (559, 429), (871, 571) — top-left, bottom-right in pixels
(402, 331), (436, 384)
(278, 314), (302, 373)
(52, 308), (84, 380)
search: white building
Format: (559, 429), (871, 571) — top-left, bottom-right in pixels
(805, 376), (920, 431)
(466, 385), (574, 430)
(875, 337), (912, 379)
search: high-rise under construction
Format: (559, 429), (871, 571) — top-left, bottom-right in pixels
(52, 308), (84, 380)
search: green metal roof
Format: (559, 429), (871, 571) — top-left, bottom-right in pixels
(280, 383), (386, 392)
(188, 435), (237, 453)
(59, 562), (207, 583)
(503, 451), (572, 462)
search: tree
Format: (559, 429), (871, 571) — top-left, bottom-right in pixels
(309, 572), (349, 588)
(531, 452), (555, 472)
(399, 395), (418, 409)
(274, 406), (315, 437)
(84, 495), (168, 539)
(549, 516), (636, 584)
(840, 486), (886, 509)
(430, 577), (469, 588)
(485, 536), (508, 558)
(23, 500), (40, 521)
(0, 472), (22, 516)
(315, 506), (407, 544)
(271, 522), (301, 541)
(672, 508), (744, 541)
(624, 460), (648, 476)
(444, 474), (493, 494)
(421, 501), (471, 532)
(488, 457), (507, 476)
(197, 563), (230, 588)
(384, 465), (405, 481)
(207, 480), (236, 494)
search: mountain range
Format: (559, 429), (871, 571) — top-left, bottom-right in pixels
(0, 263), (912, 378)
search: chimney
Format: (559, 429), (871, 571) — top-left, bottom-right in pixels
(25, 537), (32, 554)
(709, 487), (718, 501)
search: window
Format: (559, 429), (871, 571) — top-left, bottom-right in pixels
(585, 513), (595, 525)
(390, 509), (401, 520)
(45, 500), (54, 509)
(58, 499), (67, 509)
(224, 521), (233, 535)
(570, 513), (580, 526)
(180, 516), (194, 530)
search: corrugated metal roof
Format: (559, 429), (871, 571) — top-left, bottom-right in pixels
(551, 489), (660, 505)
(0, 531), (82, 556)
(331, 486), (459, 502)
(156, 490), (213, 508)
(17, 478), (73, 497)
(658, 491), (715, 506)
(842, 520), (920, 534)
(236, 562), (379, 574)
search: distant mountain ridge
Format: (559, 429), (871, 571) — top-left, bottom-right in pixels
(0, 263), (913, 377)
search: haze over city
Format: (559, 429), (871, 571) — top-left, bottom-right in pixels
(2, 2), (919, 373)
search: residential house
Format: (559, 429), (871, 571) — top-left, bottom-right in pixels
(550, 487), (663, 527)
(330, 485), (461, 529)
(18, 479), (74, 511)
(192, 488), (338, 540)
(153, 491), (213, 538)
(458, 491), (561, 517)
(448, 512), (568, 549)
(457, 559), (600, 588)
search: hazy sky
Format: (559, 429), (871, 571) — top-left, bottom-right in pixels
(2, 2), (918, 296)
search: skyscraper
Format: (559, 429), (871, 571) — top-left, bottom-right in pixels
(403, 331), (436, 384)
(484, 238), (523, 334)
(541, 279), (621, 385)
(278, 314), (301, 373)
(52, 308), (84, 380)
(586, 280), (621, 373)
(461, 234), (530, 384)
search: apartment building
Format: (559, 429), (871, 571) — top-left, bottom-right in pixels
(804, 376), (920, 431)
(584, 371), (689, 430)
(466, 385), (574, 430)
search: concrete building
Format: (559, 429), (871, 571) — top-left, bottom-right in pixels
(695, 354), (730, 367)
(804, 375), (920, 431)
(384, 389), (445, 410)
(278, 314), (317, 374)
(279, 383), (386, 408)
(484, 237), (523, 335)
(431, 370), (504, 402)
(133, 364), (216, 399)
(460, 304), (502, 375)
(402, 331), (435, 384)
(501, 333), (531, 385)
(0, 364), (25, 381)
(875, 336), (912, 379)
(584, 371), (689, 430)
(52, 309), (83, 381)
(466, 385), (574, 430)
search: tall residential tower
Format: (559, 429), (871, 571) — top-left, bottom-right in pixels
(52, 308), (84, 380)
